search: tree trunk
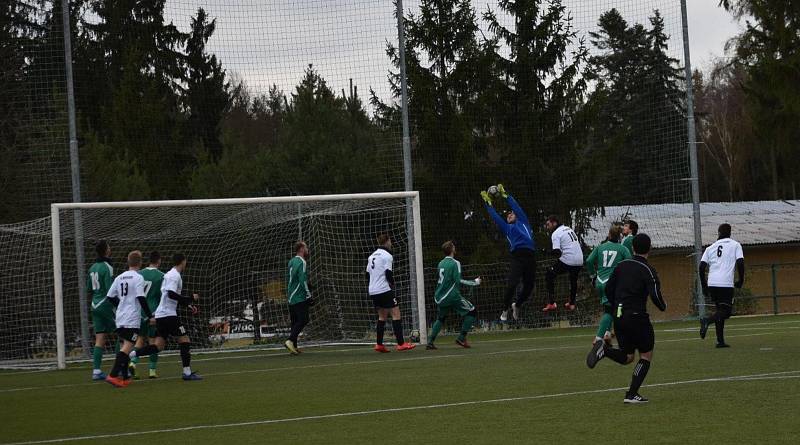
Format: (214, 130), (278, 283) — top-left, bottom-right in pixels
(770, 144), (779, 199)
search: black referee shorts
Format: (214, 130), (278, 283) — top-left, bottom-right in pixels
(115, 327), (140, 343)
(709, 287), (734, 306)
(614, 312), (655, 355)
(370, 290), (398, 309)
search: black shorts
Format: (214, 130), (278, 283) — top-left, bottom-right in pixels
(371, 291), (398, 309)
(116, 327), (140, 343)
(614, 313), (654, 355)
(155, 316), (188, 339)
(709, 287), (734, 306)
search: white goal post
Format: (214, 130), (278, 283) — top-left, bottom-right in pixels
(50, 192), (426, 370)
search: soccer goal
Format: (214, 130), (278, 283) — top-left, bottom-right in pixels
(39, 192), (425, 369)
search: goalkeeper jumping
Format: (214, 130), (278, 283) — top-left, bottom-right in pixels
(481, 184), (536, 321)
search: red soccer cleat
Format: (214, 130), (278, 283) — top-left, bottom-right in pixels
(542, 303), (558, 312)
(105, 376), (126, 388)
(455, 338), (471, 348)
(565, 302), (576, 311)
(374, 344), (390, 353)
(396, 342), (416, 352)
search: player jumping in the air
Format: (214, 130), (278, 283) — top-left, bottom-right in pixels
(129, 251), (164, 379)
(699, 223), (744, 348)
(285, 241), (313, 355)
(128, 253), (202, 380)
(586, 234), (667, 404)
(544, 216), (584, 311)
(584, 225), (631, 349)
(367, 234), (415, 352)
(104, 251), (152, 388)
(88, 240), (115, 381)
(427, 241), (481, 349)
(481, 184), (535, 321)
(621, 220), (638, 255)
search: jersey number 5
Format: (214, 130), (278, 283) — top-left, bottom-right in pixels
(438, 268), (445, 284)
(371, 257), (376, 270)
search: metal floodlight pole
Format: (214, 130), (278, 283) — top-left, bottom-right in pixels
(61, 0), (90, 355)
(680, 0), (705, 318)
(396, 0), (423, 334)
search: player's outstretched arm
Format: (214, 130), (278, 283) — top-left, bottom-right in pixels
(460, 277), (481, 287)
(483, 194), (509, 232)
(500, 186), (529, 223)
(585, 247), (599, 277)
(167, 290), (195, 306)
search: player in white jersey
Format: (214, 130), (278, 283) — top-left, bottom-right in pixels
(544, 215), (584, 311)
(104, 251), (152, 388)
(699, 224), (744, 348)
(366, 234), (415, 352)
(129, 253), (202, 380)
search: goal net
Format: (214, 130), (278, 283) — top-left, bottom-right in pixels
(0, 192), (424, 369)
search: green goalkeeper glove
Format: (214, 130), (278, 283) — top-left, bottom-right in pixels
(480, 191), (493, 206)
(496, 183), (508, 198)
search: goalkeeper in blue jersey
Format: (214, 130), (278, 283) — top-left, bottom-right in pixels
(427, 241), (481, 349)
(482, 184), (536, 321)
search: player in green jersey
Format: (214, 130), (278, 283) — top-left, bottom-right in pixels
(88, 240), (115, 380)
(427, 241), (482, 349)
(285, 241), (313, 355)
(585, 225), (631, 351)
(621, 220), (638, 255)
(129, 251), (164, 379)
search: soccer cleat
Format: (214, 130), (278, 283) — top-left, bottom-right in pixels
(182, 372), (203, 381)
(699, 318), (709, 339)
(623, 394), (649, 404)
(716, 343), (731, 349)
(542, 303), (557, 312)
(396, 342), (416, 351)
(284, 340), (299, 355)
(148, 369), (158, 379)
(500, 310), (509, 322)
(105, 375), (125, 388)
(92, 371), (107, 381)
(426, 343), (437, 350)
(374, 344), (390, 353)
(511, 302), (520, 320)
(564, 302), (576, 311)
(586, 341), (605, 369)
(128, 362), (138, 380)
(455, 338), (471, 348)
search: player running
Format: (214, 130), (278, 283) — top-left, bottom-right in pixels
(584, 225), (631, 347)
(544, 216), (584, 311)
(129, 251), (164, 379)
(699, 223), (745, 348)
(367, 234), (415, 352)
(427, 241), (481, 349)
(88, 240), (115, 381)
(621, 220), (639, 255)
(285, 241), (313, 355)
(128, 253), (202, 381)
(481, 184), (535, 321)
(586, 234), (667, 404)
(104, 251), (152, 388)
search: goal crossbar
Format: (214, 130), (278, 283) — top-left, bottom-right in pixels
(50, 191), (425, 369)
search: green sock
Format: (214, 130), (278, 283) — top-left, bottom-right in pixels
(130, 354), (139, 365)
(458, 314), (476, 341)
(114, 340), (121, 354)
(149, 352), (159, 370)
(597, 313), (613, 338)
(92, 346), (104, 370)
(429, 320), (443, 344)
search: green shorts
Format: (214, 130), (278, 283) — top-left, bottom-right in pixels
(139, 318), (157, 338)
(91, 306), (116, 334)
(437, 297), (475, 318)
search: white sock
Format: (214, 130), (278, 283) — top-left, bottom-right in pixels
(93, 369), (102, 375)
(129, 350), (137, 359)
(183, 366), (192, 375)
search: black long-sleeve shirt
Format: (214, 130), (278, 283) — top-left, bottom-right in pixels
(606, 255), (667, 315)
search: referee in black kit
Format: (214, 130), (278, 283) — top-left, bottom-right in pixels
(586, 233), (667, 404)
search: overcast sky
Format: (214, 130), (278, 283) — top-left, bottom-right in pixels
(164, 1), (744, 103)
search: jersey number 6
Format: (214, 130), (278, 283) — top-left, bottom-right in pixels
(717, 245), (723, 257)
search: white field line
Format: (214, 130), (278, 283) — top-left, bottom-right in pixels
(4, 370), (799, 445)
(0, 330), (786, 394)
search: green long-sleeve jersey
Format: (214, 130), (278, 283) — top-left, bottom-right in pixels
(434, 256), (478, 305)
(287, 256), (310, 305)
(622, 235), (634, 255)
(585, 241), (632, 284)
(138, 267), (164, 315)
(87, 259), (113, 310)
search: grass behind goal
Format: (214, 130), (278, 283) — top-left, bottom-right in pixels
(2, 314), (798, 444)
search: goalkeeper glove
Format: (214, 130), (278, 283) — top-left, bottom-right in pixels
(496, 183), (508, 198)
(188, 304), (200, 315)
(480, 191), (493, 206)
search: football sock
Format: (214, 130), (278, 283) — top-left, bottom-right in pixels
(603, 346), (629, 364)
(92, 346), (104, 371)
(458, 314), (476, 341)
(135, 344), (158, 358)
(109, 351), (127, 378)
(429, 319), (443, 344)
(120, 354), (130, 379)
(627, 359), (651, 397)
(179, 342), (191, 368)
(149, 352), (159, 370)
(376, 320), (385, 345)
(392, 319), (404, 345)
(715, 318), (725, 344)
(597, 313), (613, 338)
(130, 354), (139, 365)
